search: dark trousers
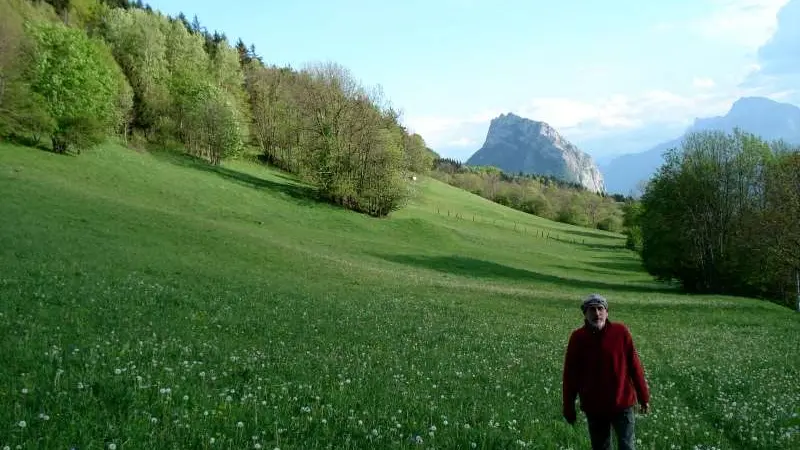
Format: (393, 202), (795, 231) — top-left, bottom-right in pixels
(586, 407), (635, 450)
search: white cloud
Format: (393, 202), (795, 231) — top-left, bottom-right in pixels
(404, 90), (732, 152)
(517, 96), (638, 129)
(517, 90), (744, 137)
(446, 137), (476, 147)
(741, 0), (800, 102)
(690, 0), (789, 48)
(693, 77), (717, 88)
(402, 109), (501, 150)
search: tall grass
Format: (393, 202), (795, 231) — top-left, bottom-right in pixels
(0, 142), (797, 449)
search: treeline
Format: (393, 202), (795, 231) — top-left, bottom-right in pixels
(0, 0), (433, 216)
(431, 158), (627, 231)
(626, 129), (800, 308)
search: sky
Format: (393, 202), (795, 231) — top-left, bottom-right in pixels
(147, 0), (799, 161)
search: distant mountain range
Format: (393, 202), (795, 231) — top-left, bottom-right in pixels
(466, 113), (605, 193)
(600, 97), (800, 195)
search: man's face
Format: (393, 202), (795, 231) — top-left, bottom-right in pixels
(583, 304), (607, 329)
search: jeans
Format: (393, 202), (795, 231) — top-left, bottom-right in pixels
(586, 407), (636, 450)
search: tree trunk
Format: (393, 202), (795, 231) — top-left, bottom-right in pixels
(51, 136), (67, 154)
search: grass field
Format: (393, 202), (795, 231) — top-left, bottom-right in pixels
(1, 142), (798, 450)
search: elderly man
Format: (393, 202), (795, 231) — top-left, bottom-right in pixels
(562, 293), (650, 450)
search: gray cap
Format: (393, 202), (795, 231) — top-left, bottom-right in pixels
(581, 293), (608, 311)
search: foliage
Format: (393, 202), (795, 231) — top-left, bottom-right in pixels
(1, 0), (424, 215)
(183, 83), (245, 164)
(639, 129), (800, 307)
(621, 200), (643, 251)
(291, 62), (411, 216)
(99, 7), (171, 135)
(243, 61), (428, 216)
(24, 19), (131, 152)
(0, 0), (56, 141)
(431, 158), (626, 231)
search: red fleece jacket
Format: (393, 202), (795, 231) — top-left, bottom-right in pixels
(562, 320), (649, 419)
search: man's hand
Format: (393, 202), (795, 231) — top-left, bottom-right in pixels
(639, 403), (649, 414)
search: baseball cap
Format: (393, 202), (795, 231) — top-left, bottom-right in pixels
(581, 293), (608, 311)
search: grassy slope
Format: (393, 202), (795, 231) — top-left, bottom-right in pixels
(0, 142), (798, 450)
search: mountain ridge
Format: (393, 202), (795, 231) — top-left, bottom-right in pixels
(466, 113), (605, 193)
(600, 96), (800, 195)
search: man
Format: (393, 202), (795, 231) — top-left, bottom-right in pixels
(562, 293), (650, 450)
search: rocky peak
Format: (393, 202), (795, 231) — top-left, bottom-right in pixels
(467, 113), (605, 193)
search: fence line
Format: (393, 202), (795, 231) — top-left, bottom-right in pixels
(434, 206), (589, 245)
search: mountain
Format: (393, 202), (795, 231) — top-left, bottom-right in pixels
(601, 97), (800, 196)
(465, 113), (605, 193)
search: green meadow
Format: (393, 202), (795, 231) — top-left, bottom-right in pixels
(0, 142), (798, 450)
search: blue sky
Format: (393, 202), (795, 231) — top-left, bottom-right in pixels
(148, 0), (797, 161)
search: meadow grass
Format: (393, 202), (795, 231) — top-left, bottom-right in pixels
(0, 142), (798, 450)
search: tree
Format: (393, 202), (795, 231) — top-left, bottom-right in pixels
(621, 200), (643, 251)
(163, 18), (210, 142)
(757, 152), (800, 302)
(207, 38), (249, 121)
(25, 20), (132, 153)
(245, 64), (302, 171)
(184, 84), (244, 165)
(283, 61), (410, 216)
(99, 8), (171, 137)
(638, 129), (792, 304)
(0, 0), (57, 142)
(402, 132), (433, 174)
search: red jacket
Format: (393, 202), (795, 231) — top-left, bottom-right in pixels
(562, 320), (649, 418)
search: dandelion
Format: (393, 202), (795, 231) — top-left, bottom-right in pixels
(21, 388), (28, 394)
(237, 421), (244, 428)
(18, 421), (26, 428)
(108, 444), (117, 450)
(114, 368), (122, 375)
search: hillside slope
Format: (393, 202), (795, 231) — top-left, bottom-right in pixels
(0, 143), (797, 450)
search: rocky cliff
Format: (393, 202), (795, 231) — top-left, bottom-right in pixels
(466, 113), (605, 193)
